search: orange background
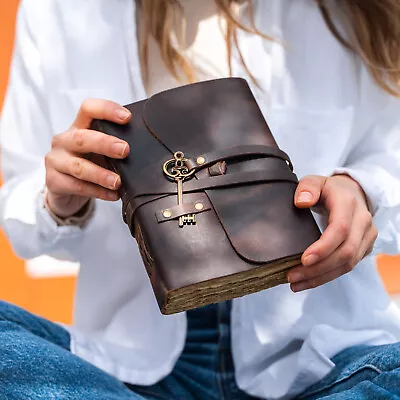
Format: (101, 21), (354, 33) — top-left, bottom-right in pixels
(0, 1), (399, 325)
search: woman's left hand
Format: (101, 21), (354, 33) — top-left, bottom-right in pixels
(287, 174), (378, 292)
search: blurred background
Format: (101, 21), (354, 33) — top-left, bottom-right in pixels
(1, 1), (399, 326)
(0, 1), (77, 324)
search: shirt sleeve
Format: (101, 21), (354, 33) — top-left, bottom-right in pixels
(0, 1), (93, 261)
(333, 69), (400, 256)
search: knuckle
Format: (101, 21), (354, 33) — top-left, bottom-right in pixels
(336, 221), (350, 237)
(44, 152), (53, 168)
(73, 180), (86, 195)
(360, 211), (373, 227)
(80, 99), (92, 114)
(344, 263), (354, 273)
(365, 247), (373, 257)
(71, 158), (84, 178)
(72, 128), (85, 149)
(45, 170), (57, 190)
(341, 244), (356, 262)
(371, 226), (378, 240)
(102, 100), (114, 114)
(51, 134), (62, 149)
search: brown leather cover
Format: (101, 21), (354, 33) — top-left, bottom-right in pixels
(91, 78), (321, 314)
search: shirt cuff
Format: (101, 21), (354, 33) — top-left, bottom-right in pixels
(42, 187), (95, 229)
(1, 168), (89, 259)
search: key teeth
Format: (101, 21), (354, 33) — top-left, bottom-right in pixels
(181, 214), (196, 227)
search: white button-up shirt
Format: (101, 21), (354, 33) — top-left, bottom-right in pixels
(1, 1), (400, 398)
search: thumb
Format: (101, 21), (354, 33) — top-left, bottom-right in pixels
(294, 175), (326, 208)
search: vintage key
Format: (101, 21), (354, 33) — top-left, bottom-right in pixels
(163, 152), (195, 227)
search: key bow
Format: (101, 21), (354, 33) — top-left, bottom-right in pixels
(163, 151), (194, 181)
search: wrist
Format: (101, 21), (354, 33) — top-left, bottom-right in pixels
(331, 173), (372, 213)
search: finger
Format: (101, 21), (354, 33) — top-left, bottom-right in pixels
(52, 129), (129, 158)
(71, 99), (131, 129)
(291, 209), (370, 283)
(356, 225), (378, 261)
(351, 209), (374, 260)
(301, 190), (356, 266)
(46, 150), (121, 191)
(288, 254), (346, 284)
(46, 169), (119, 202)
(310, 206), (368, 265)
(294, 175), (326, 208)
(291, 265), (351, 292)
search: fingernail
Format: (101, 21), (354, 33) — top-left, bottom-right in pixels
(112, 142), (128, 157)
(291, 282), (307, 293)
(288, 271), (304, 283)
(106, 174), (119, 189)
(116, 108), (131, 121)
(303, 254), (318, 266)
(297, 191), (313, 203)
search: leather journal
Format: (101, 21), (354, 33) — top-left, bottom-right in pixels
(91, 78), (321, 314)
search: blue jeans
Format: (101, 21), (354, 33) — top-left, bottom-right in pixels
(0, 301), (399, 400)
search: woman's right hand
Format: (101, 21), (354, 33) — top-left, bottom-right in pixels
(44, 99), (131, 218)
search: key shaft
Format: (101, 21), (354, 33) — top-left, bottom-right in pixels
(176, 178), (184, 227)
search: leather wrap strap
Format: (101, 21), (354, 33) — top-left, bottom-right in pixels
(185, 145), (293, 171)
(133, 168), (297, 199)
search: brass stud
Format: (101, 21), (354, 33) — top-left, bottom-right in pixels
(196, 156), (206, 165)
(194, 202), (204, 211)
(162, 210), (172, 218)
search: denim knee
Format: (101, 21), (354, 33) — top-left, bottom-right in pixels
(0, 300), (23, 322)
(0, 300), (71, 350)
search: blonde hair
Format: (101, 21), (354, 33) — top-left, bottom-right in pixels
(319, 0), (400, 97)
(138, 0), (400, 96)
